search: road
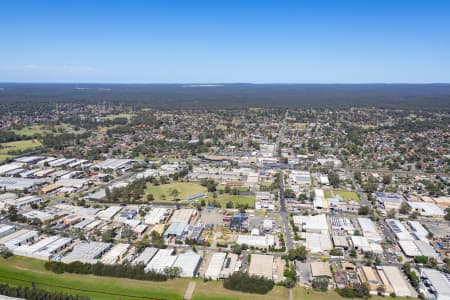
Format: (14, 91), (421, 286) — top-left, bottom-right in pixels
(279, 170), (293, 251)
(276, 110), (294, 251)
(340, 167), (446, 177)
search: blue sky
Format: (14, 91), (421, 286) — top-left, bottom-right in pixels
(0, 0), (449, 83)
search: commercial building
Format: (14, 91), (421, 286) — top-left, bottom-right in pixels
(357, 217), (382, 242)
(408, 221), (430, 242)
(310, 262), (332, 279)
(219, 253), (239, 279)
(13, 236), (72, 260)
(375, 192), (404, 210)
(293, 214), (328, 234)
(237, 234), (275, 249)
(95, 159), (133, 171)
(350, 236), (383, 254)
(378, 266), (414, 297)
(145, 248), (177, 273)
(96, 206), (122, 221)
(205, 252), (226, 280)
(305, 232), (333, 253)
(358, 266), (381, 294)
(386, 219), (414, 241)
(332, 235), (349, 250)
(0, 177), (45, 191)
(164, 222), (187, 239)
(249, 254), (274, 280)
(133, 247), (159, 265)
(144, 207), (171, 225)
(0, 225), (15, 238)
(330, 217), (355, 233)
(4, 195), (42, 209)
(420, 268), (450, 300)
(0, 229), (38, 249)
(172, 251), (202, 277)
(170, 208), (196, 224)
(62, 242), (111, 264)
(100, 243), (130, 265)
(407, 202), (445, 218)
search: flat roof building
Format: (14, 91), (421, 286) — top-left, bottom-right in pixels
(145, 248), (177, 273)
(420, 268), (450, 300)
(357, 217), (382, 242)
(133, 247), (159, 266)
(205, 252), (226, 280)
(62, 242), (111, 264)
(249, 254), (274, 280)
(386, 219), (414, 241)
(100, 243), (130, 265)
(172, 251), (202, 277)
(378, 266), (415, 297)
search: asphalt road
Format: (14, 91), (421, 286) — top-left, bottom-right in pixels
(279, 170), (294, 251)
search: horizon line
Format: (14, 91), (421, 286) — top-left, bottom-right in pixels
(1, 81), (450, 85)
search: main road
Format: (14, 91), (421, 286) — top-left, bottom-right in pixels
(276, 110), (294, 251)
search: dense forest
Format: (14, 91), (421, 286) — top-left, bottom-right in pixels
(1, 83), (450, 110)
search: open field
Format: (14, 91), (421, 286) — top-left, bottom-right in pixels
(0, 256), (186, 300)
(192, 280), (288, 300)
(0, 139), (43, 160)
(0, 256), (289, 300)
(216, 184), (250, 192)
(213, 194), (256, 208)
(13, 125), (53, 136)
(145, 182), (207, 201)
(324, 189), (359, 201)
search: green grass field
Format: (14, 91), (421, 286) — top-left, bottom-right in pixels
(216, 184), (250, 192)
(213, 194), (256, 208)
(0, 139), (43, 160)
(0, 256), (288, 300)
(0, 256), (186, 300)
(324, 189), (359, 201)
(12, 125), (58, 137)
(145, 182), (207, 201)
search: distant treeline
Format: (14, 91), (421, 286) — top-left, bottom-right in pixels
(44, 261), (174, 281)
(0, 283), (89, 300)
(1, 83), (450, 110)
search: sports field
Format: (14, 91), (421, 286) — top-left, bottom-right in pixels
(0, 139), (43, 160)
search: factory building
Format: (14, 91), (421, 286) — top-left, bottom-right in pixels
(62, 242), (111, 264)
(378, 266), (415, 297)
(249, 254), (274, 280)
(100, 243), (130, 265)
(205, 252), (227, 280)
(386, 219), (414, 241)
(145, 248), (177, 273)
(133, 247), (159, 265)
(419, 268), (450, 300)
(0, 229), (38, 249)
(357, 217), (382, 243)
(172, 251), (202, 277)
